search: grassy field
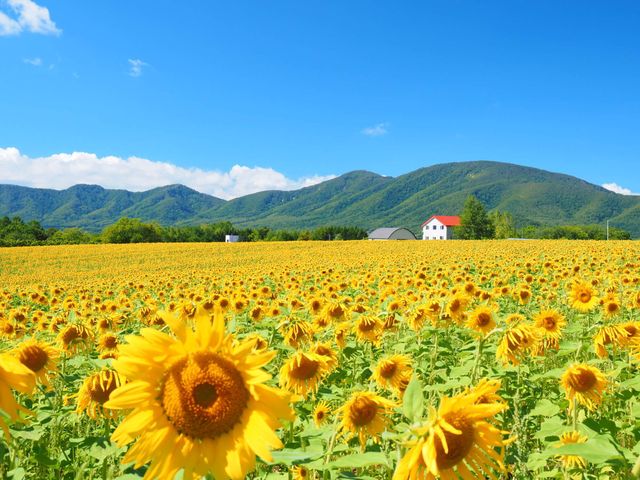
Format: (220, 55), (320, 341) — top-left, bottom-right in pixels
(1, 240), (639, 479)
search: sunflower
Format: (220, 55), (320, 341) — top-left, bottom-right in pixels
(245, 333), (269, 352)
(601, 294), (622, 318)
(282, 320), (313, 348)
(465, 306), (496, 335)
(534, 309), (566, 340)
(555, 431), (588, 469)
(515, 286), (532, 305)
(465, 377), (505, 406)
(98, 332), (119, 353)
(0, 353), (35, 437)
(496, 324), (540, 365)
(280, 351), (329, 397)
(13, 338), (59, 388)
(291, 465), (310, 479)
(618, 321), (640, 347)
(57, 324), (93, 353)
(76, 369), (122, 419)
(532, 309), (566, 354)
(353, 315), (383, 345)
(313, 401), (330, 427)
(339, 391), (395, 447)
(393, 380), (508, 480)
(105, 309), (294, 480)
(569, 281), (599, 312)
(334, 321), (351, 348)
(593, 325), (626, 358)
(372, 354), (412, 391)
(561, 364), (608, 411)
(310, 342), (338, 371)
(407, 306), (428, 332)
(445, 295), (468, 323)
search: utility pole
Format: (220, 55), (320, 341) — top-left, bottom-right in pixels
(606, 220), (610, 240)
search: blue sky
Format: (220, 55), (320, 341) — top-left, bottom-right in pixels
(0, 0), (639, 198)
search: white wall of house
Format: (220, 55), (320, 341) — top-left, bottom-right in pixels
(225, 234), (240, 243)
(422, 219), (453, 240)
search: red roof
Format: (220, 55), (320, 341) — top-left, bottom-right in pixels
(421, 215), (461, 227)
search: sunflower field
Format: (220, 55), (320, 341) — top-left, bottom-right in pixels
(1, 240), (640, 480)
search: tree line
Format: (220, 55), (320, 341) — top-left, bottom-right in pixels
(0, 216), (368, 247)
(456, 195), (631, 240)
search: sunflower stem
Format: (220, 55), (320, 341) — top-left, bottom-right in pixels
(323, 415), (341, 466)
(572, 399), (578, 432)
(470, 336), (485, 384)
(102, 417), (111, 480)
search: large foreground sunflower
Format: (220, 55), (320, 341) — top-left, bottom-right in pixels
(0, 353), (35, 437)
(105, 309), (294, 480)
(394, 379), (508, 480)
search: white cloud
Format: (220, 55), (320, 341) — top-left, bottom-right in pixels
(602, 183), (639, 196)
(128, 58), (148, 77)
(0, 0), (60, 36)
(0, 10), (21, 34)
(0, 147), (336, 200)
(23, 56), (41, 66)
(361, 122), (389, 137)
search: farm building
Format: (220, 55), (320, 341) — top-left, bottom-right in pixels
(421, 215), (461, 240)
(225, 234), (240, 243)
(368, 227), (416, 240)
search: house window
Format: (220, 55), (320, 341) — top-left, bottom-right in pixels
(441, 225), (445, 230)
(440, 236), (443, 240)
(432, 225), (437, 230)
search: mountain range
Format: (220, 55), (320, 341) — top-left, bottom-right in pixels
(1, 161), (639, 236)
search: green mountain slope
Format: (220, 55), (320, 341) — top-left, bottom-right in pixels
(1, 161), (639, 236)
(195, 161), (640, 235)
(0, 184), (225, 231)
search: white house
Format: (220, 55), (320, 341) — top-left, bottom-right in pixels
(421, 215), (460, 240)
(225, 234), (240, 243)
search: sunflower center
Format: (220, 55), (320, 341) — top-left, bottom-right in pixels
(543, 317), (556, 330)
(450, 300), (460, 312)
(161, 352), (249, 439)
(568, 369), (597, 392)
(315, 346), (331, 357)
(193, 383), (218, 407)
(349, 396), (378, 426)
(289, 355), (320, 380)
(358, 320), (376, 332)
(89, 373), (119, 404)
(102, 336), (118, 349)
(18, 345), (49, 373)
(579, 291), (591, 303)
(435, 417), (475, 470)
(379, 362), (397, 379)
(476, 313), (491, 326)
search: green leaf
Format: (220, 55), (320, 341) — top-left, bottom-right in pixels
(402, 375), (424, 422)
(620, 376), (640, 392)
(269, 447), (323, 465)
(10, 427), (44, 440)
(87, 441), (122, 461)
(7, 468), (26, 480)
(526, 451), (549, 470)
(534, 416), (566, 440)
(528, 399), (560, 417)
(547, 435), (624, 465)
(327, 452), (390, 469)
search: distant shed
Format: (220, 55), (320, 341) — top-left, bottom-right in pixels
(225, 234), (240, 243)
(368, 227), (416, 240)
